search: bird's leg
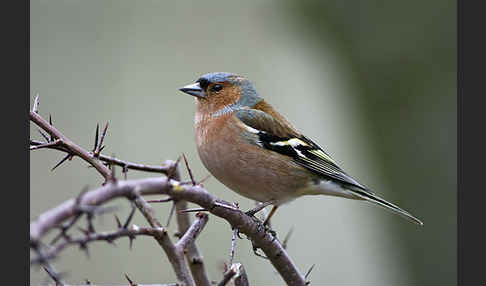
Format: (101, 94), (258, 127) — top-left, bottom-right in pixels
(245, 200), (275, 217)
(263, 205), (279, 226)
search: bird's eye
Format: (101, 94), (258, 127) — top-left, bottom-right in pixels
(211, 84), (223, 92)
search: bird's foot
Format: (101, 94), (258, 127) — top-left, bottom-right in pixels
(244, 200), (275, 217)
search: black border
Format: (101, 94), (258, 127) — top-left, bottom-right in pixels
(6, 0), (29, 285)
(458, 0), (485, 285)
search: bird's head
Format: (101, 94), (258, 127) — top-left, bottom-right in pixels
(179, 72), (261, 115)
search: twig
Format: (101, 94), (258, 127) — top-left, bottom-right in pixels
(176, 212), (208, 250)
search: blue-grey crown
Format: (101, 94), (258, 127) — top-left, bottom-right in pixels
(197, 72), (261, 108)
(197, 72), (237, 85)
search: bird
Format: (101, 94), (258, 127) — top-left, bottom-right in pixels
(179, 72), (423, 226)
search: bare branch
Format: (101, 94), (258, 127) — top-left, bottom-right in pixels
(176, 212), (208, 251)
(30, 177), (306, 285)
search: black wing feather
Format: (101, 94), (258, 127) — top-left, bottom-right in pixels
(235, 108), (369, 191)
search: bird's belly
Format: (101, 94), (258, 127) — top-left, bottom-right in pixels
(196, 122), (311, 204)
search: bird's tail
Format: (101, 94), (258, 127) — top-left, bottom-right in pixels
(349, 188), (424, 226)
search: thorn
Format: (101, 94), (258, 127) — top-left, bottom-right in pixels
(129, 236), (135, 250)
(182, 153), (196, 186)
(48, 114), (54, 141)
(304, 264), (316, 281)
(147, 198), (173, 203)
(114, 214), (122, 229)
(178, 208), (208, 213)
(166, 201), (176, 227)
(42, 266), (63, 286)
(98, 122), (109, 151)
(282, 226), (294, 250)
(122, 165), (128, 180)
(77, 226), (90, 236)
(110, 163), (116, 181)
(93, 124), (99, 152)
(124, 273), (136, 286)
(80, 242), (90, 259)
(51, 153), (73, 171)
(198, 174), (212, 185)
(87, 213), (96, 233)
(37, 128), (50, 142)
(167, 156), (181, 180)
(123, 203), (136, 229)
(32, 94), (40, 113)
(107, 238), (117, 247)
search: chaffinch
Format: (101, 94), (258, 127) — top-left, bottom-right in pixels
(179, 72), (423, 226)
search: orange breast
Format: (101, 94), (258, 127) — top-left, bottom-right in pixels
(194, 113), (312, 204)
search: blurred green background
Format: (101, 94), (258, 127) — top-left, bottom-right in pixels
(30, 0), (456, 285)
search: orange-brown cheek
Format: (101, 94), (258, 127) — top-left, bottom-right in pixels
(206, 85), (242, 113)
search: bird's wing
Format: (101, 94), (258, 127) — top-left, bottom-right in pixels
(235, 108), (369, 191)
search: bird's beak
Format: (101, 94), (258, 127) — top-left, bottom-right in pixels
(179, 82), (206, 98)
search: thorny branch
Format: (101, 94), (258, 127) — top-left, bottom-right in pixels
(30, 98), (306, 285)
(30, 139), (176, 175)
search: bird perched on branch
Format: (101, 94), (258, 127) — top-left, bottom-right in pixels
(179, 72), (423, 226)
